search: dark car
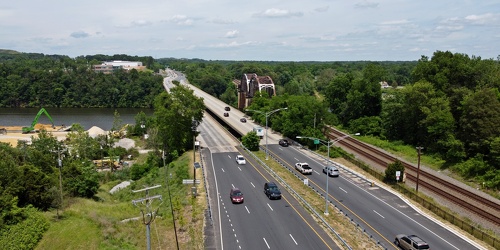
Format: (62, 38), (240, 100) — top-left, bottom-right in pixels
(240, 118), (247, 123)
(395, 234), (430, 250)
(230, 188), (244, 204)
(279, 139), (289, 147)
(224, 112), (229, 117)
(225, 106), (231, 111)
(264, 182), (282, 200)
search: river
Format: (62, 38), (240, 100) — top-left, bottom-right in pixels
(0, 108), (154, 131)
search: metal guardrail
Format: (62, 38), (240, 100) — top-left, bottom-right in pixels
(198, 148), (213, 226)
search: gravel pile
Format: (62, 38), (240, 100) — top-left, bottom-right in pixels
(87, 126), (107, 138)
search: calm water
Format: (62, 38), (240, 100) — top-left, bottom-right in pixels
(0, 108), (154, 130)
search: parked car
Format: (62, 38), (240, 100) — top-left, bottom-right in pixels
(230, 188), (244, 204)
(295, 162), (313, 175)
(240, 118), (247, 123)
(224, 112), (229, 117)
(279, 139), (289, 147)
(323, 165), (339, 177)
(235, 155), (246, 165)
(225, 106), (231, 111)
(395, 234), (430, 250)
(264, 182), (282, 200)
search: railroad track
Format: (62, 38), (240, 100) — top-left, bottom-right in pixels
(325, 127), (500, 226)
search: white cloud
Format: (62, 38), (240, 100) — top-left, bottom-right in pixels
(210, 18), (237, 24)
(225, 30), (239, 38)
(166, 15), (194, 25)
(131, 20), (152, 27)
(253, 8), (303, 18)
(210, 41), (259, 48)
(464, 13), (499, 25)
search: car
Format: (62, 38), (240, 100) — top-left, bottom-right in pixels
(395, 234), (430, 250)
(235, 155), (246, 165)
(225, 106), (231, 111)
(279, 139), (289, 147)
(223, 112), (229, 117)
(230, 188), (244, 204)
(295, 162), (313, 175)
(323, 165), (339, 177)
(264, 182), (282, 200)
(240, 118), (247, 123)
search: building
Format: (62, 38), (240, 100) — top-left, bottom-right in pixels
(237, 73), (276, 110)
(93, 60), (146, 73)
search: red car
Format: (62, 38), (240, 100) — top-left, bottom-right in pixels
(230, 188), (244, 204)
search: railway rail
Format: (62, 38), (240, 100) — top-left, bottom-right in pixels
(325, 127), (500, 226)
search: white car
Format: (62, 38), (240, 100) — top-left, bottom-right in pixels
(295, 162), (313, 175)
(236, 155), (246, 165)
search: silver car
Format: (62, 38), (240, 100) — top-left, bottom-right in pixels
(395, 234), (430, 250)
(323, 166), (339, 177)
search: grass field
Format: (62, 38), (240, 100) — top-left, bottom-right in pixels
(36, 152), (205, 250)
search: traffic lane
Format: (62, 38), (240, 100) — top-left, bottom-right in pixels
(211, 152), (339, 250)
(268, 144), (397, 248)
(298, 148), (481, 250)
(269, 144), (481, 250)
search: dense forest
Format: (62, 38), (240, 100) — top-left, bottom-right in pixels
(0, 51), (165, 108)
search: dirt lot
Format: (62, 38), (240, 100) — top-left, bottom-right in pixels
(0, 124), (70, 147)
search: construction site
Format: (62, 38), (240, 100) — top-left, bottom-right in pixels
(0, 108), (71, 147)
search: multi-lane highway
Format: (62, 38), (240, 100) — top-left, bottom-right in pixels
(166, 69), (488, 250)
(198, 114), (339, 249)
(268, 144), (484, 249)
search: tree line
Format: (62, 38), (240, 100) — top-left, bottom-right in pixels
(0, 51), (165, 108)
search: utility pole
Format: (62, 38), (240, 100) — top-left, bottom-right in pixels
(415, 146), (424, 193)
(57, 148), (64, 218)
(132, 185), (162, 250)
(192, 119), (198, 187)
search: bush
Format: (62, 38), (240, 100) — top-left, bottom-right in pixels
(0, 206), (49, 250)
(384, 160), (405, 184)
(242, 131), (260, 151)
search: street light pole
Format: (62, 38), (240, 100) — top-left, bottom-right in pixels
(415, 146), (424, 193)
(325, 139), (330, 215)
(296, 132), (359, 215)
(246, 107), (287, 160)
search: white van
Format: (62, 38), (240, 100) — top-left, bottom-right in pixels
(323, 166), (339, 177)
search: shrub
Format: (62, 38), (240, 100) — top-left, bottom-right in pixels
(384, 160), (405, 184)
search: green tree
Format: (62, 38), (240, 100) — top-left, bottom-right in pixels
(153, 85), (204, 161)
(384, 160), (405, 184)
(348, 116), (382, 137)
(459, 88), (500, 158)
(62, 161), (100, 198)
(241, 131), (260, 151)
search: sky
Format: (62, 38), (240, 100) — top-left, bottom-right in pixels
(1, 0), (499, 61)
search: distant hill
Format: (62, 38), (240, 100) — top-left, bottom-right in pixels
(0, 49), (21, 55)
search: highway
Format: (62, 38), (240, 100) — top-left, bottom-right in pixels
(269, 144), (484, 249)
(166, 69), (487, 250)
(197, 114), (338, 249)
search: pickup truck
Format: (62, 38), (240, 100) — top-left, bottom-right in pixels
(295, 162), (312, 175)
